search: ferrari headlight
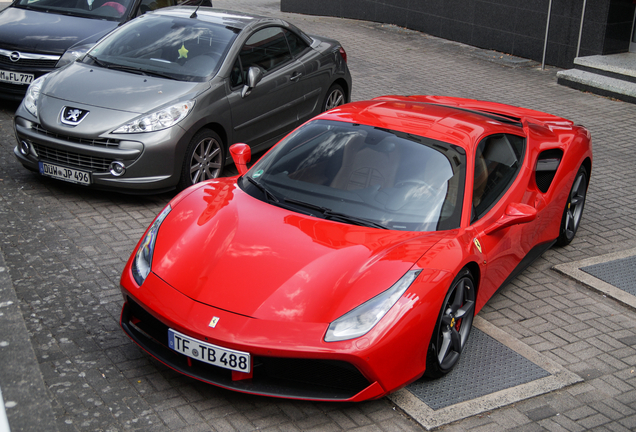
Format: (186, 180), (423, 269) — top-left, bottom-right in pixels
(325, 269), (421, 342)
(24, 75), (47, 118)
(113, 100), (195, 133)
(131, 205), (171, 286)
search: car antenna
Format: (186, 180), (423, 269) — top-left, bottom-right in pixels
(190, 0), (208, 18)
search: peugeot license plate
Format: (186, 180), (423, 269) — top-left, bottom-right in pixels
(39, 162), (91, 186)
(168, 329), (251, 373)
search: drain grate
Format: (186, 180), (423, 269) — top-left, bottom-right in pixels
(581, 256), (636, 296)
(406, 328), (550, 410)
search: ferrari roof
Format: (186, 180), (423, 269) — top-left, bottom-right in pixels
(320, 96), (573, 150)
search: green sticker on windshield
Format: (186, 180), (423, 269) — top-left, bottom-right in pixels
(253, 170), (263, 179)
(178, 44), (189, 59)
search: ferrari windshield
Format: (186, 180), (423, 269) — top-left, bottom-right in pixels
(241, 120), (466, 232)
(15, 0), (135, 21)
(84, 14), (239, 81)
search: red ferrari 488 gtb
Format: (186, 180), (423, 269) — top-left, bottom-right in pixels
(120, 95), (592, 401)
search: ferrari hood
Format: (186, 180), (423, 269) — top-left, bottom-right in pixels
(0, 7), (116, 54)
(151, 180), (446, 323)
(42, 62), (205, 113)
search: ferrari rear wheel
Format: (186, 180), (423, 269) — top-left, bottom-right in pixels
(556, 165), (588, 247)
(425, 268), (476, 378)
(179, 129), (225, 190)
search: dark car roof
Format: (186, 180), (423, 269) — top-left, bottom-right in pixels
(152, 6), (270, 29)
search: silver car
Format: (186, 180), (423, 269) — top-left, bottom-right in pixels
(13, 7), (352, 192)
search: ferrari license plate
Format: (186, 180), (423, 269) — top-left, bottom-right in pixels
(39, 162), (91, 186)
(0, 69), (34, 85)
(168, 329), (251, 373)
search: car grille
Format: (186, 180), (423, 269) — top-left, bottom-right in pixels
(33, 143), (111, 172)
(122, 297), (372, 400)
(32, 124), (121, 148)
(0, 81), (28, 93)
(0, 54), (58, 68)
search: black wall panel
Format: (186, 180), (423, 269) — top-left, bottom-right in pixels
(281, 0), (635, 68)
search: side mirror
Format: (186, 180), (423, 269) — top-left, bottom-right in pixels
(241, 67), (263, 98)
(484, 202), (537, 235)
(230, 143), (251, 176)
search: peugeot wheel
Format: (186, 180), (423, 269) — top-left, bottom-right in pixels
(322, 84), (345, 112)
(179, 129), (225, 190)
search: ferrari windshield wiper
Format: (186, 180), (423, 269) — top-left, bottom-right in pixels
(284, 197), (388, 229)
(246, 176), (279, 203)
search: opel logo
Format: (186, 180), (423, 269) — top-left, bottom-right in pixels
(9, 51), (20, 62)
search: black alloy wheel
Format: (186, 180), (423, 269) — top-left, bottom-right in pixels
(425, 268), (476, 378)
(556, 165), (588, 246)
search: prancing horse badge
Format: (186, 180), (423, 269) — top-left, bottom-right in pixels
(473, 238), (482, 254)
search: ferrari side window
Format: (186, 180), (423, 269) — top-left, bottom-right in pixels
(472, 134), (525, 221)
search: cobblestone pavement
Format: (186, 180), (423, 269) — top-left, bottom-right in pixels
(1, 0), (636, 431)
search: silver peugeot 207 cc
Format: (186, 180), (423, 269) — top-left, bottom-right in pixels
(13, 7), (352, 192)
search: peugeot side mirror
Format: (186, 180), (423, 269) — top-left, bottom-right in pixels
(241, 67), (263, 98)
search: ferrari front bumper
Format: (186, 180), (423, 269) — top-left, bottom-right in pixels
(120, 296), (385, 401)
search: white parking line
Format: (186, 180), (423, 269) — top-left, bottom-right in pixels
(0, 386), (11, 432)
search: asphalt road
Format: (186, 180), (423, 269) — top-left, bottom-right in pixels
(2, 0), (636, 431)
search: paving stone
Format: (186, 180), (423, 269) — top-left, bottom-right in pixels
(2, 0), (636, 431)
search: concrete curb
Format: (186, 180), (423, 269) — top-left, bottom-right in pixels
(552, 247), (636, 311)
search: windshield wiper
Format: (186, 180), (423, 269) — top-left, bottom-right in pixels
(284, 197), (388, 229)
(93, 62), (176, 80)
(86, 54), (109, 68)
(246, 177), (279, 203)
(138, 69), (179, 80)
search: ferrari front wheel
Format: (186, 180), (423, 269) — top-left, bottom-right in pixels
(425, 268), (476, 378)
(556, 165), (588, 247)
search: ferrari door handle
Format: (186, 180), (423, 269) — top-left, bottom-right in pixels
(290, 72), (303, 81)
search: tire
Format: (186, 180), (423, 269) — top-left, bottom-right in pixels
(556, 165), (588, 247)
(425, 268), (476, 378)
(178, 129), (225, 190)
(322, 84), (345, 112)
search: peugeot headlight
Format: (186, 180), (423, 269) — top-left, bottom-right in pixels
(24, 75), (47, 118)
(325, 269), (421, 342)
(113, 100), (195, 133)
(56, 43), (93, 68)
(131, 205), (171, 286)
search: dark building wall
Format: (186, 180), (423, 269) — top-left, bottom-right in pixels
(281, 0), (635, 69)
